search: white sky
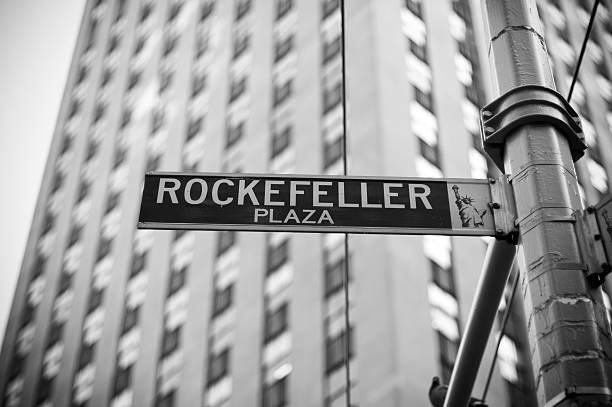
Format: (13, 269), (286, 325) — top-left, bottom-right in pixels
(0, 1), (85, 344)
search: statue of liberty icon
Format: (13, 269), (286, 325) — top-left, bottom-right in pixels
(602, 209), (612, 238)
(451, 185), (487, 228)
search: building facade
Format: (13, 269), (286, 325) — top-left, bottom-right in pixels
(1, 0), (611, 406)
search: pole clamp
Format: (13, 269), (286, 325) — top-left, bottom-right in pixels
(480, 85), (587, 171)
(575, 206), (612, 288)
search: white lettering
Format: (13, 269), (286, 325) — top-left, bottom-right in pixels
(289, 180), (310, 206)
(284, 209), (301, 223)
(212, 179), (234, 205)
(409, 184), (432, 209)
(361, 182), (382, 208)
(338, 182), (358, 207)
(238, 180), (259, 205)
(269, 209), (282, 223)
(313, 181), (333, 207)
(302, 209), (317, 224)
(383, 183), (405, 209)
(318, 210), (334, 224)
(254, 208), (268, 222)
(156, 178), (180, 204)
(265, 180), (284, 206)
(184, 179), (208, 204)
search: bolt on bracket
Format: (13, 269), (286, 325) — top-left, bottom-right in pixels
(489, 176), (519, 243)
(575, 206), (611, 288)
(480, 85), (587, 171)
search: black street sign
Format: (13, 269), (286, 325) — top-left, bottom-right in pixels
(138, 172), (496, 236)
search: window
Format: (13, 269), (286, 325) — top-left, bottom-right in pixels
(68, 100), (81, 118)
(264, 303), (288, 343)
(77, 181), (90, 202)
(323, 82), (342, 113)
(85, 18), (98, 51)
(438, 332), (458, 383)
(101, 69), (116, 91)
(122, 306), (139, 333)
(465, 82), (482, 106)
(51, 172), (64, 193)
(226, 121), (244, 148)
(106, 191), (120, 213)
(58, 271), (72, 294)
(93, 103), (106, 123)
(167, 267), (187, 297)
(233, 32), (250, 59)
(217, 230), (236, 255)
(419, 139), (439, 166)
(207, 348), (230, 386)
(36, 377), (53, 404)
(59, 135), (73, 155)
(212, 284), (233, 317)
(167, 1), (183, 21)
(68, 225), (82, 247)
(161, 327), (180, 357)
(263, 376), (287, 407)
(325, 327), (353, 373)
(276, 0), (292, 20)
(20, 303), (35, 328)
(322, 0), (339, 20)
(113, 365), (132, 395)
(163, 34), (178, 57)
(85, 140), (98, 161)
(235, 0), (251, 21)
(78, 343), (95, 369)
(273, 79), (292, 107)
(322, 36), (341, 65)
(127, 70), (141, 90)
(8, 354), (25, 381)
(159, 69), (173, 93)
(151, 107), (165, 133)
(119, 107), (132, 129)
(31, 256), (46, 280)
(139, 2), (153, 22)
(228, 77), (247, 103)
(405, 0), (422, 16)
(267, 239), (289, 274)
(107, 34), (120, 54)
(41, 212), (55, 235)
(88, 288), (104, 312)
(97, 238), (112, 260)
(409, 39), (427, 62)
(47, 322), (64, 347)
(323, 137), (343, 169)
(195, 33), (210, 58)
(191, 73), (207, 97)
(156, 390), (175, 407)
(131, 252), (147, 277)
(146, 155), (161, 172)
(199, 1), (215, 21)
(451, 0), (469, 23)
(414, 86), (434, 112)
(186, 116), (204, 140)
(76, 65), (88, 84)
(274, 35), (293, 62)
(271, 126), (291, 158)
(114, 0), (127, 21)
(431, 260), (455, 293)
(325, 256), (345, 297)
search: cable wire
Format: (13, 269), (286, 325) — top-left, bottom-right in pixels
(339, 1), (352, 406)
(481, 269), (520, 402)
(567, 0), (601, 102)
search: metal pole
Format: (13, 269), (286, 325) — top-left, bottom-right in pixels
(442, 239), (516, 407)
(482, 1), (612, 406)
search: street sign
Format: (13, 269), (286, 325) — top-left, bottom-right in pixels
(595, 194), (612, 262)
(138, 172), (497, 236)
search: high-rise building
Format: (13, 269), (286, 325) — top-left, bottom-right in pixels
(1, 0), (610, 406)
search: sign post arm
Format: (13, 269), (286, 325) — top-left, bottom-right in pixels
(442, 239), (516, 407)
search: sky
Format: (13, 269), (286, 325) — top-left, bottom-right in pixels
(0, 1), (85, 343)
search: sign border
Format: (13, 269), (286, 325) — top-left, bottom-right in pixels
(139, 171), (495, 236)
